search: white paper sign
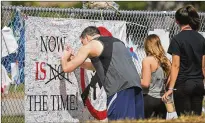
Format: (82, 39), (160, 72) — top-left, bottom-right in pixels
(11, 62), (20, 84)
(1, 26), (18, 57)
(199, 32), (205, 38)
(148, 29), (171, 60)
(25, 16), (126, 122)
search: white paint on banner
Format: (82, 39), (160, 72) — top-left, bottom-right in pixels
(25, 17), (126, 122)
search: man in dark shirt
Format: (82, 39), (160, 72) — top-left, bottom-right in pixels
(61, 26), (144, 120)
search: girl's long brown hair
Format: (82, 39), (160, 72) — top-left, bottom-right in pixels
(144, 34), (170, 77)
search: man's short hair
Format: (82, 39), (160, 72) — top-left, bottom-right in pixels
(80, 26), (100, 39)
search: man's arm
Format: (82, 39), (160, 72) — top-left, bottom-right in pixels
(61, 45), (90, 73)
(70, 56), (95, 71)
(81, 61), (95, 71)
(165, 60), (172, 87)
(168, 55), (180, 89)
(61, 40), (103, 73)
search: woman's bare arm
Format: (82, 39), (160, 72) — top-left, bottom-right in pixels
(141, 58), (152, 88)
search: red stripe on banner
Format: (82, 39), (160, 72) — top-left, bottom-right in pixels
(80, 68), (107, 120)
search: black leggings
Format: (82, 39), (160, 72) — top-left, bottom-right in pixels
(174, 79), (204, 116)
(143, 94), (166, 119)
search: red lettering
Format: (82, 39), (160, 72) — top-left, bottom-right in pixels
(36, 62), (46, 80)
(36, 62), (39, 80)
(40, 62), (46, 80)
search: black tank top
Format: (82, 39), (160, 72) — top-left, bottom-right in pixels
(90, 36), (142, 97)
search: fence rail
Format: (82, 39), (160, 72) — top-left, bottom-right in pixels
(1, 5), (205, 123)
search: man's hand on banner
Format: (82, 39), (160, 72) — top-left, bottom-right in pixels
(70, 55), (75, 60)
(62, 45), (74, 61)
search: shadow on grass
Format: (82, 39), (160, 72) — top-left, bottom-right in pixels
(85, 114), (205, 123)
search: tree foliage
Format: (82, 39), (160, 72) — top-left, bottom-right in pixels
(6, 1), (205, 11)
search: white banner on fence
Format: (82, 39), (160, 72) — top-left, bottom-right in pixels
(25, 16), (126, 122)
(148, 29), (172, 60)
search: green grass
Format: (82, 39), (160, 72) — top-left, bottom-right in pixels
(204, 97), (205, 108)
(1, 116), (24, 123)
(2, 83), (24, 99)
(1, 114), (205, 123)
(9, 83), (24, 93)
(6, 73), (24, 93)
(2, 84), (205, 123)
(87, 115), (205, 123)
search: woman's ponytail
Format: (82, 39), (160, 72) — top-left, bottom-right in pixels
(175, 5), (200, 31)
(186, 5), (200, 31)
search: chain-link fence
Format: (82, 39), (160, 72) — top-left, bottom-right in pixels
(1, 5), (205, 123)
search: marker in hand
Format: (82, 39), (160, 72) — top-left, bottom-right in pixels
(64, 45), (75, 61)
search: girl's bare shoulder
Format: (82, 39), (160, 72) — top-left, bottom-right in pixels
(142, 56), (155, 64)
(143, 56), (155, 61)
